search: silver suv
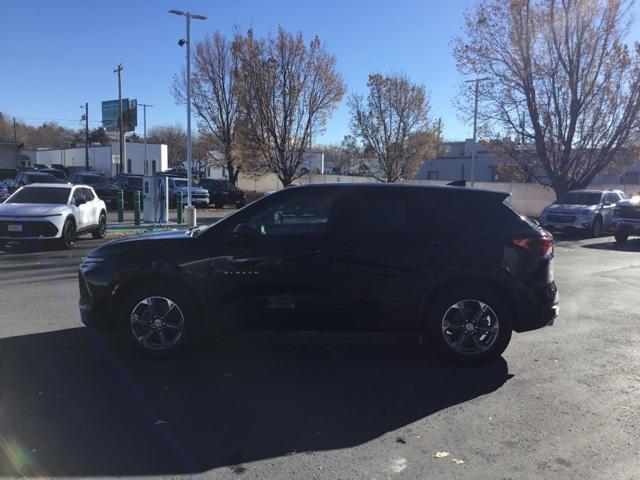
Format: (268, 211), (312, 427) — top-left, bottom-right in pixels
(540, 189), (625, 236)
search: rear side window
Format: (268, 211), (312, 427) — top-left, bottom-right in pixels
(411, 191), (523, 235)
(330, 190), (410, 235)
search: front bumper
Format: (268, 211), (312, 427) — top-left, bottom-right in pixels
(541, 214), (594, 230)
(0, 217), (62, 240)
(613, 218), (640, 234)
(78, 262), (118, 331)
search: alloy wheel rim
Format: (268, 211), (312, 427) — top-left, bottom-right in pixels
(130, 296), (185, 351)
(441, 299), (499, 355)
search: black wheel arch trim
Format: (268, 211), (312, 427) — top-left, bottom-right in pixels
(111, 269), (208, 330)
(419, 269), (522, 330)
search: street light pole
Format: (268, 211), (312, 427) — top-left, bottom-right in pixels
(169, 9), (206, 227)
(464, 77), (489, 187)
(139, 103), (153, 173)
(114, 65), (124, 174)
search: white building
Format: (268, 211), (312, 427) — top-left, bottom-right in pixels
(22, 141), (168, 178)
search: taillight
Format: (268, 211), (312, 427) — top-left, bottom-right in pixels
(513, 236), (554, 257)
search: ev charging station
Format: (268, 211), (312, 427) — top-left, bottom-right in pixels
(143, 176), (168, 224)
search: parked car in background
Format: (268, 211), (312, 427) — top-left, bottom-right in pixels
(68, 172), (119, 208)
(14, 171), (66, 192)
(0, 181), (12, 203)
(162, 176), (209, 208)
(79, 184), (558, 364)
(113, 174), (144, 207)
(0, 168), (17, 181)
(612, 195), (640, 243)
(0, 183), (106, 249)
(540, 189), (625, 236)
(35, 168), (67, 181)
(199, 178), (246, 209)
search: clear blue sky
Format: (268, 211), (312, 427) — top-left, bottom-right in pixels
(3, 0), (639, 145)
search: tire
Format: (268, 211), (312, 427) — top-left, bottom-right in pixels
(118, 283), (201, 357)
(92, 212), (107, 239)
(56, 217), (76, 250)
(425, 285), (513, 365)
(591, 216), (603, 237)
(214, 200), (224, 210)
(615, 231), (629, 244)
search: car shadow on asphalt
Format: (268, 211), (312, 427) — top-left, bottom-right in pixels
(0, 328), (511, 477)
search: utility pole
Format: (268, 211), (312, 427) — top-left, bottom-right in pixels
(139, 103), (153, 172)
(169, 9), (207, 227)
(83, 103), (89, 169)
(114, 64), (124, 174)
(12, 117), (17, 143)
(464, 77), (489, 187)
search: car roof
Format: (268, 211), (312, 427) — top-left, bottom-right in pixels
(23, 183), (73, 188)
(281, 182), (511, 200)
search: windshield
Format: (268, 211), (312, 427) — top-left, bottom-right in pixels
(27, 174), (63, 184)
(174, 179), (188, 188)
(8, 187), (71, 204)
(75, 175), (107, 185)
(557, 192), (602, 205)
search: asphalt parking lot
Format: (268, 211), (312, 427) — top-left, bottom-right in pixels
(1, 234), (639, 479)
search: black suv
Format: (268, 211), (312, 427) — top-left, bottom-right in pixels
(113, 174), (144, 207)
(14, 171), (65, 191)
(68, 172), (120, 208)
(79, 184), (558, 364)
(199, 178), (246, 209)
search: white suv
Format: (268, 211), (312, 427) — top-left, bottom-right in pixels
(0, 183), (107, 249)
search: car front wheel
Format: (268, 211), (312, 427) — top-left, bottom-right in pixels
(425, 286), (512, 364)
(591, 216), (603, 237)
(56, 217), (76, 249)
(615, 231), (629, 244)
(92, 212), (107, 239)
(119, 284), (200, 357)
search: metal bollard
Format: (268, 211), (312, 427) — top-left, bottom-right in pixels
(176, 192), (183, 224)
(117, 189), (124, 223)
(133, 190), (141, 226)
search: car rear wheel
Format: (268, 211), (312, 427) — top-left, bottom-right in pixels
(119, 284), (201, 357)
(425, 286), (512, 364)
(56, 218), (76, 249)
(614, 231), (629, 244)
(92, 212), (107, 239)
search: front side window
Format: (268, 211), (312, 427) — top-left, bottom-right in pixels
(82, 188), (95, 201)
(73, 188), (85, 203)
(246, 192), (332, 236)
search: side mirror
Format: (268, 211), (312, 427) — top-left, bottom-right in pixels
(75, 197), (87, 207)
(230, 223), (258, 247)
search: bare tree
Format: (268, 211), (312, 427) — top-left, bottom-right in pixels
(147, 125), (186, 167)
(347, 73), (437, 183)
(233, 28), (346, 186)
(453, 0), (640, 195)
(173, 32), (242, 185)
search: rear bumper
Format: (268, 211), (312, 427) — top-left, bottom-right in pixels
(514, 281), (559, 333)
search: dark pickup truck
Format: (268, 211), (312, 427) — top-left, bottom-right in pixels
(199, 178), (246, 209)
